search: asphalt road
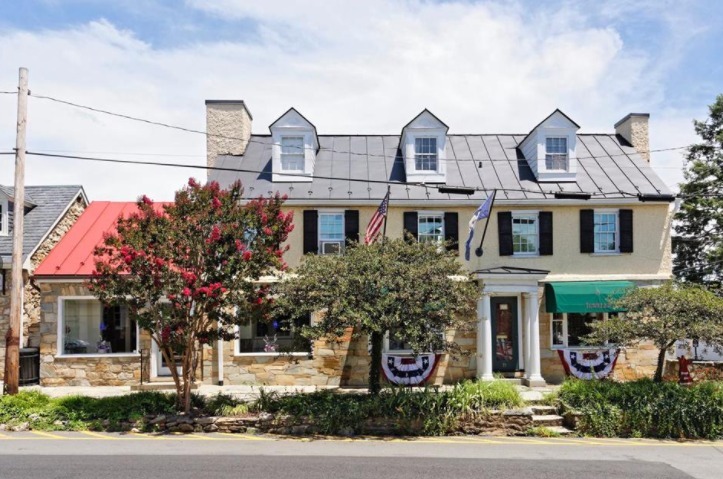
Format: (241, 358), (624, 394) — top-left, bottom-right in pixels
(1, 432), (721, 479)
(0, 455), (694, 479)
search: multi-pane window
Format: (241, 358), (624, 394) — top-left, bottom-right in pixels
(238, 316), (311, 354)
(61, 299), (137, 355)
(512, 213), (538, 255)
(388, 328), (444, 352)
(280, 136), (305, 171)
(550, 312), (609, 348)
(594, 211), (618, 253)
(318, 212), (345, 254)
(418, 214), (444, 243)
(545, 137), (568, 170)
(414, 137), (438, 171)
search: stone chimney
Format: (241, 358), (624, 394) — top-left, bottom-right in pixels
(205, 100), (253, 168)
(614, 113), (650, 163)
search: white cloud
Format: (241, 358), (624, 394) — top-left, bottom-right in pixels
(0, 1), (705, 199)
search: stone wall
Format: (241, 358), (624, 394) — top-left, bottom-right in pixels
(38, 282), (150, 387)
(0, 195), (85, 377)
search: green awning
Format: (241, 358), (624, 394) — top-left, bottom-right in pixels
(544, 281), (635, 313)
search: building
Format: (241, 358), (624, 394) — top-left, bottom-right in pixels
(29, 103), (673, 387)
(0, 185), (87, 380)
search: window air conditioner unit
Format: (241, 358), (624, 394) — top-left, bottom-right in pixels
(320, 241), (343, 255)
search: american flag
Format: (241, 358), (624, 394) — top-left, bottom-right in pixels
(365, 191), (390, 244)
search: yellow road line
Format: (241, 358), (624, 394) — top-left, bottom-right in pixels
(31, 431), (67, 439)
(79, 431), (117, 440)
(215, 432), (275, 441)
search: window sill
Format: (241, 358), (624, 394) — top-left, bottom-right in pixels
(590, 252), (622, 256)
(234, 352), (311, 358)
(56, 353), (141, 359)
(510, 253), (540, 258)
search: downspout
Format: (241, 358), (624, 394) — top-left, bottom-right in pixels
(217, 337), (224, 386)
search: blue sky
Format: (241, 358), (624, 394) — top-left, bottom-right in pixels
(0, 0), (721, 199)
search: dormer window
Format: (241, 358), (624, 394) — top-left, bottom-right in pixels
(415, 137), (438, 171)
(519, 109), (580, 183)
(401, 110), (449, 184)
(545, 137), (568, 170)
(270, 108), (319, 182)
(280, 136), (305, 171)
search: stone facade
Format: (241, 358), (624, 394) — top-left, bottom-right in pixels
(37, 282), (151, 387)
(0, 195), (84, 377)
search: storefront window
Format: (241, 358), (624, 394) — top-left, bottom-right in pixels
(237, 315), (311, 354)
(61, 299), (137, 355)
(550, 312), (607, 348)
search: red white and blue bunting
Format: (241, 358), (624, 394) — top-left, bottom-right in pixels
(381, 353), (440, 386)
(557, 348), (619, 380)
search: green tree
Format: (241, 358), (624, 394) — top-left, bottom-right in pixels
(89, 179), (293, 412)
(275, 238), (478, 394)
(585, 281), (723, 382)
(674, 94), (723, 286)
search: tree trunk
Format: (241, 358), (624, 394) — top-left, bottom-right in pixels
(653, 342), (674, 382)
(369, 331), (383, 395)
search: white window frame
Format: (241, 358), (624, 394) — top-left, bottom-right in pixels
(593, 209), (620, 254)
(417, 211), (445, 244)
(318, 210), (345, 255)
(0, 197), (8, 237)
(414, 137), (438, 172)
(57, 296), (140, 358)
(550, 312), (615, 349)
(545, 136), (569, 171)
(511, 211), (539, 257)
(234, 319), (311, 357)
(280, 136), (306, 172)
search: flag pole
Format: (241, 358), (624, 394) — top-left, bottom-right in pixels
(475, 189), (497, 257)
(381, 185), (390, 242)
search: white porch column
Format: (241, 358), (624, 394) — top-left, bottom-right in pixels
(476, 292), (494, 381)
(522, 292), (531, 375)
(524, 290), (545, 386)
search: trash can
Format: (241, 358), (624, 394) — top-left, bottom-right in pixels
(19, 347), (40, 386)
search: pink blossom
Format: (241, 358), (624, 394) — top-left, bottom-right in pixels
(140, 195), (153, 205)
(242, 250), (253, 261)
(182, 287), (192, 297)
(281, 194), (288, 201)
(235, 239), (245, 251)
(154, 258), (165, 267)
(261, 213), (268, 225)
(209, 225), (221, 242)
(262, 227), (273, 236)
(188, 178), (199, 188)
(212, 197), (222, 209)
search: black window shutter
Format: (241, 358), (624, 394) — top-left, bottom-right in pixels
(344, 210), (359, 244)
(539, 212), (553, 255)
(580, 209), (594, 253)
(403, 212), (418, 243)
(498, 211), (513, 256)
(619, 209), (633, 253)
(303, 210), (318, 254)
(444, 212), (459, 252)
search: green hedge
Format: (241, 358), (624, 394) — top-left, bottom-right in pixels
(258, 380), (523, 435)
(558, 379), (723, 439)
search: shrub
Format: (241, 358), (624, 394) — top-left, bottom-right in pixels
(558, 379), (723, 439)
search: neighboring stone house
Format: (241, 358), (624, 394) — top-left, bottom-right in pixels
(0, 185), (87, 380)
(31, 103), (673, 388)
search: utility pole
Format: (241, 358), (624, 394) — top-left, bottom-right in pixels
(4, 67), (28, 395)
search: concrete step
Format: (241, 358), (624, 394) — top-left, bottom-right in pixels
(500, 378), (523, 385)
(530, 405), (558, 415)
(532, 414), (563, 427)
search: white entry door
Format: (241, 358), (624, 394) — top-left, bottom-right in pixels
(152, 341), (183, 377)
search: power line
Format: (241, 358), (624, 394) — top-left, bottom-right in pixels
(0, 91), (17, 94)
(29, 92), (695, 163)
(24, 150), (631, 198)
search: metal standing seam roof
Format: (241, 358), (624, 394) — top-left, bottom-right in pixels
(34, 202), (163, 277)
(0, 185), (84, 262)
(209, 134), (672, 203)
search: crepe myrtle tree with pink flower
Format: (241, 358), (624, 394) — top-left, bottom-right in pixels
(89, 179), (294, 413)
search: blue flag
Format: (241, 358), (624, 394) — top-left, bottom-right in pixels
(464, 193), (495, 261)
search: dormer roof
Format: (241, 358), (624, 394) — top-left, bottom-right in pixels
(400, 108), (449, 134)
(269, 107), (319, 151)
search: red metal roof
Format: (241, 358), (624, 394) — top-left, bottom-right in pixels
(35, 202), (166, 277)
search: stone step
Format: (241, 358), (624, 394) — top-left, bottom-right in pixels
(500, 378), (523, 385)
(540, 425), (575, 436)
(530, 405), (558, 415)
(532, 414), (563, 427)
